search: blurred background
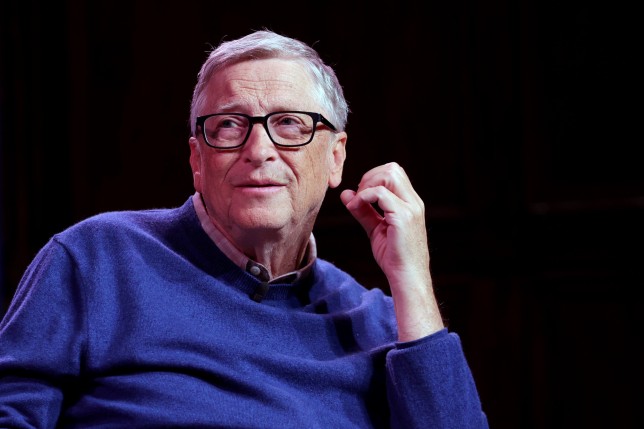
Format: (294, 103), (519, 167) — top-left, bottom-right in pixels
(1, 1), (642, 428)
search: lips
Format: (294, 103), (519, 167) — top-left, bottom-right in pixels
(232, 177), (287, 187)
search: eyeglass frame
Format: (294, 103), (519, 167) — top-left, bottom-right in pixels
(195, 111), (338, 149)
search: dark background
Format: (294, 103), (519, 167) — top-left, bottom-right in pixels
(1, 1), (642, 428)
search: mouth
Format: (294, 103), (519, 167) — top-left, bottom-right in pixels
(234, 174), (287, 187)
(231, 171), (288, 191)
(233, 178), (287, 196)
(238, 182), (283, 188)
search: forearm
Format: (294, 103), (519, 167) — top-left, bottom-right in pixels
(387, 270), (444, 342)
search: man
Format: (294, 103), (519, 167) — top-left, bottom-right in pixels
(0, 30), (488, 428)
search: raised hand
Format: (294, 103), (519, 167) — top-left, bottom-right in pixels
(340, 162), (444, 341)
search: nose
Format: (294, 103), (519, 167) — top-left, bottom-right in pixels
(242, 122), (278, 164)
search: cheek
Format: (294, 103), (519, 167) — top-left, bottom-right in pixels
(299, 147), (332, 193)
(199, 155), (232, 189)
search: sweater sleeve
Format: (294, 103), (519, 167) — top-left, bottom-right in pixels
(0, 239), (85, 429)
(385, 328), (489, 429)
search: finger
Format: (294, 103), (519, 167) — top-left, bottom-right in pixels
(357, 162), (420, 205)
(353, 186), (411, 229)
(339, 189), (356, 206)
(341, 188), (383, 236)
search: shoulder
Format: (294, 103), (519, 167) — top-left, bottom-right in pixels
(53, 197), (198, 250)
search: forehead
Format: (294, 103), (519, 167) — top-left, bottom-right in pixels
(203, 58), (317, 112)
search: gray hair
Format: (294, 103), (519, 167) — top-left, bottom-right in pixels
(189, 30), (349, 136)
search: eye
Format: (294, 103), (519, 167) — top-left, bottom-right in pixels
(271, 113), (306, 127)
(217, 115), (246, 129)
(203, 114), (249, 144)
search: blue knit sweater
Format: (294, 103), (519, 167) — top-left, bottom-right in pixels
(0, 197), (488, 428)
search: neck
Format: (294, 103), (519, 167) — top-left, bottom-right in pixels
(206, 210), (313, 278)
(235, 228), (312, 278)
(197, 193), (318, 278)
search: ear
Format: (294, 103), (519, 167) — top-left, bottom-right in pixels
(328, 131), (347, 189)
(189, 137), (203, 193)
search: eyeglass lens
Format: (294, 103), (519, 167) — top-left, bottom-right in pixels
(203, 112), (316, 148)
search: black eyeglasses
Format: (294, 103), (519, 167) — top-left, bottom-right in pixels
(195, 111), (337, 149)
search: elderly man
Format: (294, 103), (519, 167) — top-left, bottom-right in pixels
(0, 30), (488, 428)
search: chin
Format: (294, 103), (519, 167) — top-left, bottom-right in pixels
(234, 209), (291, 231)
